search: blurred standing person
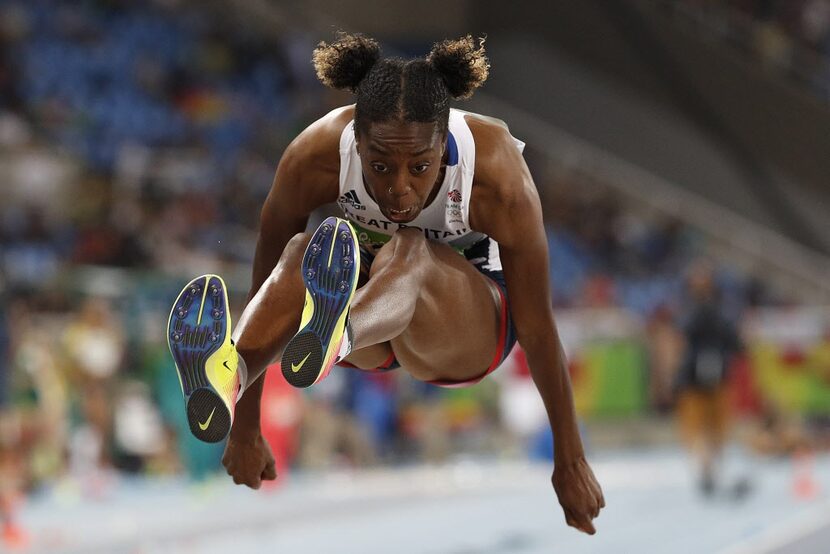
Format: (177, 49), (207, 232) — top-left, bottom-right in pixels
(63, 298), (125, 475)
(11, 298), (70, 487)
(1, 297), (70, 549)
(0, 286), (28, 549)
(675, 262), (742, 496)
(646, 304), (684, 415)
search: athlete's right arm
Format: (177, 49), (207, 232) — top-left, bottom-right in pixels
(224, 107), (352, 486)
(248, 107), (353, 300)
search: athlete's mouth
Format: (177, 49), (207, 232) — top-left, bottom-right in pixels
(385, 205), (416, 222)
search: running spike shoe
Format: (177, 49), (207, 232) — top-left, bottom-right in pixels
(167, 274), (239, 442)
(281, 217), (360, 388)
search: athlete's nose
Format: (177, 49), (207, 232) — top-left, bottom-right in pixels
(387, 170), (412, 198)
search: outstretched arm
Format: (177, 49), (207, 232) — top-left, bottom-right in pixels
(471, 121), (605, 534)
(224, 107), (349, 487)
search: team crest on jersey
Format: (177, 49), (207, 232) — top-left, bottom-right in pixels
(446, 189), (463, 224)
(339, 190), (366, 211)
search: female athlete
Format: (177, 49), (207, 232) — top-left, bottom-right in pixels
(167, 33), (604, 534)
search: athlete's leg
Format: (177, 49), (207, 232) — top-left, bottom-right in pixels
(276, 222), (506, 387)
(346, 228), (504, 383)
(167, 233), (311, 442)
(330, 263), (394, 370)
(171, 218), (506, 440)
(232, 232), (310, 388)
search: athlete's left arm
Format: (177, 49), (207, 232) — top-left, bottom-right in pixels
(469, 120), (605, 535)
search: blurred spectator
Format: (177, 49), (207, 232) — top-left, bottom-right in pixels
(675, 261), (743, 496)
(259, 365), (303, 481)
(399, 381), (452, 463)
(0, 421), (27, 549)
(297, 369), (377, 469)
(9, 298), (69, 487)
(747, 403), (812, 456)
(494, 345), (549, 458)
(802, 0), (830, 50)
(646, 304), (685, 414)
(1, 206), (64, 289)
(1, 297), (72, 548)
(0, 285), (28, 549)
(62, 297), (125, 472)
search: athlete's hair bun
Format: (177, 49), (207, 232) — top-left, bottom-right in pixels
(426, 35), (489, 100)
(313, 32), (381, 92)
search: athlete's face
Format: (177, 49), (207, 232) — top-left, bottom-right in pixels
(356, 120), (446, 224)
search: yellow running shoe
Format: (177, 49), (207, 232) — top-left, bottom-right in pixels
(167, 274), (239, 442)
(281, 217), (360, 388)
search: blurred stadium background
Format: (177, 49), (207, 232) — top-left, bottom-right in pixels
(1, 0), (830, 552)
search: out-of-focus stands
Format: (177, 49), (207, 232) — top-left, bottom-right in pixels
(661, 0), (830, 100)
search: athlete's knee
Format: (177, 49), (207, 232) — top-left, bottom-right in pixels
(371, 227), (428, 277)
(286, 232), (312, 253)
(267, 232), (310, 279)
(391, 226), (425, 245)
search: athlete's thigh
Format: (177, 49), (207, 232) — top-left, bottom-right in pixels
(340, 265), (395, 369)
(392, 242), (502, 382)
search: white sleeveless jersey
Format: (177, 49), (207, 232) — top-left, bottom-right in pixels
(336, 108), (525, 272)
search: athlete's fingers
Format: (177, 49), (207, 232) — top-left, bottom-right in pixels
(564, 514), (577, 530)
(590, 497), (601, 519)
(262, 462), (277, 481)
(565, 507), (596, 535)
(573, 514), (595, 535)
(580, 518), (596, 535)
(237, 472), (260, 489)
(563, 508), (578, 531)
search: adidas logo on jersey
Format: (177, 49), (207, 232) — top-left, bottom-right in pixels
(338, 190), (366, 211)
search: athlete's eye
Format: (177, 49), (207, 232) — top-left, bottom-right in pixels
(412, 164), (429, 174)
(371, 163), (388, 173)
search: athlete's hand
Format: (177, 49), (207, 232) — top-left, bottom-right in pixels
(552, 456), (605, 535)
(222, 429), (277, 489)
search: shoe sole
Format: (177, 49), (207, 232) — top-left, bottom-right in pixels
(281, 217), (359, 388)
(167, 275), (234, 443)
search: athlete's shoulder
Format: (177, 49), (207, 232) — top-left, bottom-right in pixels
(284, 105), (354, 170)
(465, 113), (526, 203)
(466, 114), (522, 168)
(310, 104), (355, 140)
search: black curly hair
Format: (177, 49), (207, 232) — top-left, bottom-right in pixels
(313, 32), (489, 137)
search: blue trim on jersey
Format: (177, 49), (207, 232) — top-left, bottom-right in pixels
(446, 132), (458, 166)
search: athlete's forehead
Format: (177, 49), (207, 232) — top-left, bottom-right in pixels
(359, 120), (444, 156)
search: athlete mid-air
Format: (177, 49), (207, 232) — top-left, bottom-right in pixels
(167, 33), (604, 534)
